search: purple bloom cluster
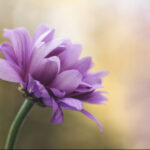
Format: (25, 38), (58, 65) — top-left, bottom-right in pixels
(0, 25), (108, 131)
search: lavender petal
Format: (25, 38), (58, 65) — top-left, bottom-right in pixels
(0, 59), (21, 82)
(50, 70), (82, 94)
(50, 99), (63, 124)
(71, 57), (93, 74)
(81, 109), (103, 132)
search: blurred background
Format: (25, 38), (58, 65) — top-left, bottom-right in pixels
(0, 0), (150, 149)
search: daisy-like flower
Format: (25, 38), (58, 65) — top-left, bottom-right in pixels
(0, 25), (108, 132)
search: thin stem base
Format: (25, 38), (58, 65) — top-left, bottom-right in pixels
(5, 99), (34, 149)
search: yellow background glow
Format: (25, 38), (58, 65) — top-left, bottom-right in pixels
(0, 0), (149, 149)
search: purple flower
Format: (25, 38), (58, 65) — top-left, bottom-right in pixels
(0, 25), (108, 132)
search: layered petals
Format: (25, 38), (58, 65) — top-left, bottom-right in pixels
(58, 43), (81, 71)
(3, 28), (32, 69)
(83, 71), (109, 88)
(44, 38), (67, 57)
(60, 98), (83, 111)
(30, 56), (60, 85)
(0, 25), (108, 132)
(24, 75), (53, 106)
(71, 57), (93, 75)
(33, 24), (54, 44)
(0, 42), (17, 64)
(51, 70), (82, 93)
(50, 88), (66, 98)
(32, 38), (67, 60)
(50, 99), (63, 124)
(75, 91), (107, 104)
(75, 82), (94, 93)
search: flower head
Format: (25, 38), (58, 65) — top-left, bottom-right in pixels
(0, 25), (108, 131)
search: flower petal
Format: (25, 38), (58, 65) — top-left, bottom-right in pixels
(33, 38), (67, 60)
(81, 109), (103, 132)
(75, 82), (93, 92)
(40, 87), (53, 107)
(0, 42), (17, 64)
(46, 46), (65, 58)
(60, 98), (83, 111)
(24, 75), (53, 106)
(45, 39), (70, 58)
(50, 88), (66, 98)
(69, 82), (94, 97)
(31, 56), (60, 85)
(26, 75), (39, 96)
(3, 28), (32, 78)
(33, 24), (52, 42)
(83, 71), (109, 88)
(59, 43), (81, 71)
(34, 27), (55, 46)
(3, 28), (32, 63)
(75, 91), (107, 104)
(51, 70), (82, 93)
(71, 57), (93, 74)
(50, 99), (63, 124)
(0, 58), (21, 82)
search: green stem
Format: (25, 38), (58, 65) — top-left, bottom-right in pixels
(5, 99), (35, 150)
